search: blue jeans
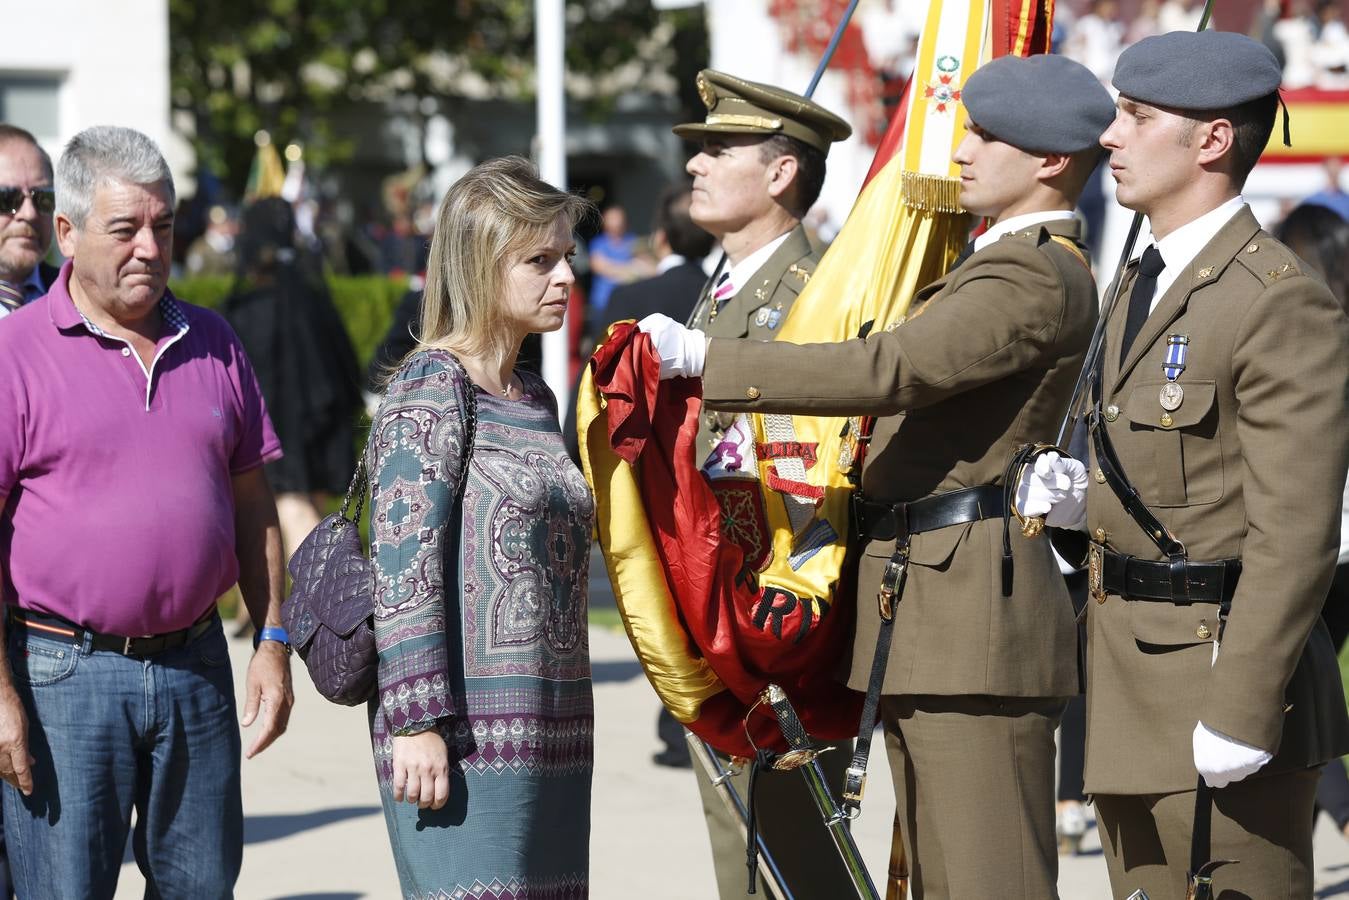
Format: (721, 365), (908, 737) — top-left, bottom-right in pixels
(1, 614), (242, 899)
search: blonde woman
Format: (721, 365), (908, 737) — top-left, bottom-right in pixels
(366, 157), (594, 897)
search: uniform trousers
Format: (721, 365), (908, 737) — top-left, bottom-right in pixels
(694, 738), (855, 899)
(1095, 766), (1320, 900)
(881, 694), (1066, 900)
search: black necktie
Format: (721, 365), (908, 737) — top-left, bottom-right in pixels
(950, 240), (976, 271)
(1119, 245), (1166, 366)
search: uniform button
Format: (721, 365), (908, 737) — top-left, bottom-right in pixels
(1093, 528), (1108, 543)
(746, 386), (761, 400)
(1104, 404), (1119, 422)
(1195, 623), (1212, 640)
(1094, 469), (1106, 484)
(121, 347), (131, 357)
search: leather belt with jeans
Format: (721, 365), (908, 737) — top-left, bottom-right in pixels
(7, 607), (218, 658)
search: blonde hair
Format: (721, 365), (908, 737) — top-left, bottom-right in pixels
(415, 156), (591, 368)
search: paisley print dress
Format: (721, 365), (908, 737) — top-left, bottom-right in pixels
(367, 350), (594, 900)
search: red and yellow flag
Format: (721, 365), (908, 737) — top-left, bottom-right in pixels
(578, 0), (1055, 758)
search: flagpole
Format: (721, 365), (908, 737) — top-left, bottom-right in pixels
(536, 0), (570, 421)
(805, 0), (861, 98)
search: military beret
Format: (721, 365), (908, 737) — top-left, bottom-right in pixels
(1113, 30), (1282, 109)
(962, 54), (1116, 154)
(673, 69), (852, 154)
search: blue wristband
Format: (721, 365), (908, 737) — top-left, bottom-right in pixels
(254, 625), (292, 653)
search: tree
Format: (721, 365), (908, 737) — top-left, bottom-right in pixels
(169, 0), (708, 195)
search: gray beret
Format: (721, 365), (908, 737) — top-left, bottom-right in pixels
(963, 54), (1116, 154)
(1114, 30), (1282, 109)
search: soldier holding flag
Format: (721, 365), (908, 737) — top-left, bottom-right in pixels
(640, 54), (1114, 898)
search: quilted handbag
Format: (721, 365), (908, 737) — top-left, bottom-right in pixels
(283, 355), (476, 705)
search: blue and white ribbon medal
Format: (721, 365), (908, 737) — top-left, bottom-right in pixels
(1159, 334), (1188, 411)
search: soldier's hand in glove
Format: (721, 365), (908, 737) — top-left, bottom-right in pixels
(1014, 451), (1089, 529)
(638, 314), (706, 379)
(1192, 721), (1272, 788)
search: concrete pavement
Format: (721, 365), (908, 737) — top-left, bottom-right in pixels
(106, 617), (1349, 899)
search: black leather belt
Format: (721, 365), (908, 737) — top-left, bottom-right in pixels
(7, 608), (218, 657)
(1099, 546), (1241, 604)
(852, 484), (1006, 541)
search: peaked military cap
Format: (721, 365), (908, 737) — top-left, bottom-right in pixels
(963, 54), (1116, 154)
(1114, 30), (1283, 109)
(673, 69), (852, 154)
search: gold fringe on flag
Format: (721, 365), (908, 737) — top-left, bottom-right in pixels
(900, 172), (966, 214)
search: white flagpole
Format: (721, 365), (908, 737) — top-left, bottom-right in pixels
(535, 0), (570, 422)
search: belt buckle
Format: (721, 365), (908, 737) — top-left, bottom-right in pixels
(1088, 543), (1106, 605)
(123, 636), (134, 655)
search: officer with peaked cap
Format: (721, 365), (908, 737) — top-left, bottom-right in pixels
(642, 54), (1115, 898)
(671, 68), (858, 900)
(1062, 29), (1348, 900)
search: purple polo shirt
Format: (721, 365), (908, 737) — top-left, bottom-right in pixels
(0, 262), (282, 636)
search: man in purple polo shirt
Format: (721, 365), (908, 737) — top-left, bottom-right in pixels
(0, 125), (293, 897)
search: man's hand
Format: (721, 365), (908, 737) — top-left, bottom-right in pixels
(0, 684), (32, 795)
(1015, 450), (1088, 529)
(637, 314), (707, 379)
(241, 641), (293, 759)
(1192, 720), (1273, 788)
(391, 729), (452, 810)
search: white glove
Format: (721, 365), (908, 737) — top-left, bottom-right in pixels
(1192, 721), (1273, 788)
(637, 314), (706, 379)
(1014, 451), (1089, 529)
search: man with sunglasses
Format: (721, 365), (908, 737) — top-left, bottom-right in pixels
(0, 125), (56, 319)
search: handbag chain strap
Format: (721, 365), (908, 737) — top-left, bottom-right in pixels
(340, 352), (480, 526)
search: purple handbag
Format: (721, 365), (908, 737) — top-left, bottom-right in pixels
(283, 357), (476, 706)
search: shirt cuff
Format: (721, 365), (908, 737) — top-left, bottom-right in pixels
(379, 671), (454, 735)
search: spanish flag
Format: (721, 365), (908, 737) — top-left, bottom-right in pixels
(579, 0), (1056, 758)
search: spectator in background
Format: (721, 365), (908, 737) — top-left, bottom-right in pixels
(185, 204), (239, 277)
(1271, 0), (1320, 87)
(1064, 0), (1125, 83)
(1126, 0), (1162, 43)
(602, 184), (714, 331)
(222, 197), (361, 602)
(1158, 0), (1205, 32)
(1314, 0), (1349, 86)
(0, 126), (56, 320)
(587, 204), (645, 328)
(1277, 198), (1349, 840)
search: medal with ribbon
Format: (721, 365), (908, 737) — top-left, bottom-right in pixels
(1159, 334), (1188, 413)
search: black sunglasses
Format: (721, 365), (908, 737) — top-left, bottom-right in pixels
(0, 186), (55, 216)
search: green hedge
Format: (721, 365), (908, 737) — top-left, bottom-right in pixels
(169, 275), (411, 369)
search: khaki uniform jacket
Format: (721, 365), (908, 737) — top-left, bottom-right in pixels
(1083, 206), (1349, 795)
(690, 225), (818, 456)
(701, 219), (1096, 698)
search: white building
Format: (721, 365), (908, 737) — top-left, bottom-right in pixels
(1, 0), (191, 191)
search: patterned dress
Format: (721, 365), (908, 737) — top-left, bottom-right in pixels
(367, 350), (594, 900)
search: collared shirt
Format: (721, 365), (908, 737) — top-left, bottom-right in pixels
(974, 209), (1077, 253)
(1145, 195), (1245, 314)
(655, 253), (686, 275)
(723, 230), (793, 299)
(0, 261), (282, 636)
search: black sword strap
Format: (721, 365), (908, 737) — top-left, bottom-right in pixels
(842, 543), (910, 818)
(1188, 778), (1216, 900)
(1089, 409), (1186, 565)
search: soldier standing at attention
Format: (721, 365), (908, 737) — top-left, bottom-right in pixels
(673, 69), (855, 900)
(1065, 30), (1349, 899)
(641, 55), (1115, 899)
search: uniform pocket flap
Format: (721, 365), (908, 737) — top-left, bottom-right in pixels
(908, 521), (972, 568)
(1124, 380), (1216, 430)
(1127, 597), (1223, 648)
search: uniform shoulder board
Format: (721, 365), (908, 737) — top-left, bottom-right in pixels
(1234, 234), (1306, 286)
